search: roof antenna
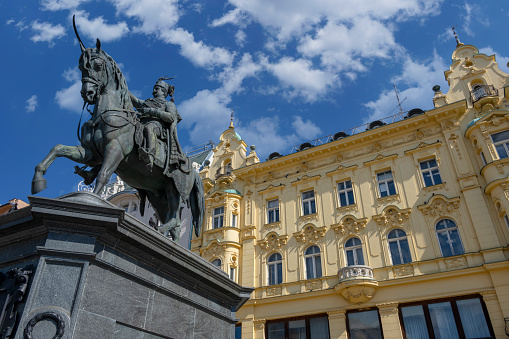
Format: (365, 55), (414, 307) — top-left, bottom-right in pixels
(393, 84), (406, 114)
(452, 26), (463, 47)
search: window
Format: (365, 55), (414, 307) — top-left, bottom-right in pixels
(225, 161), (233, 174)
(230, 267), (236, 281)
(232, 213), (238, 227)
(400, 296), (494, 339)
(338, 180), (355, 206)
(302, 190), (316, 215)
(388, 229), (412, 265)
(346, 309), (383, 339)
(267, 199), (280, 224)
(481, 152), (487, 166)
(211, 258), (222, 269)
(213, 206), (224, 229)
(304, 245), (322, 279)
(377, 170), (396, 197)
(235, 324), (242, 339)
(345, 237), (364, 266)
(420, 159), (442, 187)
(266, 314), (330, 339)
(436, 219), (464, 257)
(504, 215), (509, 229)
(122, 204), (129, 212)
(267, 253), (283, 285)
(131, 203), (138, 212)
(491, 130), (509, 159)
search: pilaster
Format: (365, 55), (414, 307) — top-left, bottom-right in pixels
(377, 302), (403, 339)
(253, 319), (266, 339)
(480, 289), (505, 338)
(327, 310), (347, 339)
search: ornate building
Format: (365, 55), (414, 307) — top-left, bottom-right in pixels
(192, 41), (509, 338)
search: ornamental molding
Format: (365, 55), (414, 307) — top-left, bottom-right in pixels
(363, 153), (398, 167)
(373, 205), (411, 228)
(258, 232), (288, 251)
(293, 224), (327, 244)
(417, 195), (460, 217)
(298, 213), (319, 225)
(444, 256), (467, 270)
(393, 264), (414, 277)
(327, 310), (346, 320)
(258, 183), (285, 194)
(377, 302), (399, 315)
(203, 228), (226, 243)
(241, 225), (256, 240)
(478, 111), (508, 128)
(291, 174), (321, 186)
(377, 194), (401, 206)
(253, 319), (266, 330)
(423, 182), (447, 193)
(480, 289), (498, 301)
(262, 221), (282, 232)
(404, 141), (442, 155)
(326, 164), (358, 177)
(336, 203), (358, 214)
(266, 286), (282, 296)
(305, 278), (323, 291)
(331, 215), (368, 236)
(200, 240), (226, 258)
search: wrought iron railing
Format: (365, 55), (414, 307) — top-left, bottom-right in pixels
(470, 84), (498, 103)
(184, 140), (215, 156)
(338, 265), (374, 282)
(215, 166), (232, 179)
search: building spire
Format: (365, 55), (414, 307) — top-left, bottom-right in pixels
(229, 109), (234, 129)
(452, 26), (463, 47)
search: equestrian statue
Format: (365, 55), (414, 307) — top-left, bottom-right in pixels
(31, 16), (205, 242)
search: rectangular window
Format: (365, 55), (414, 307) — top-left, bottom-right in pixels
(491, 130), (509, 159)
(232, 213), (238, 227)
(213, 207), (224, 229)
(338, 180), (355, 206)
(504, 215), (509, 229)
(302, 190), (316, 215)
(377, 170), (396, 197)
(230, 267), (236, 281)
(266, 315), (330, 339)
(420, 159), (442, 187)
(235, 324), (242, 339)
(267, 199), (280, 223)
(400, 296), (494, 339)
(347, 309), (383, 339)
(481, 152), (487, 166)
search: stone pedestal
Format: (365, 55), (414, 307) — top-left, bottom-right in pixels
(0, 191), (252, 339)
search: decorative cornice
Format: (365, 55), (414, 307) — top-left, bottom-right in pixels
(258, 232), (288, 251)
(363, 153), (398, 167)
(326, 164), (358, 177)
(258, 183), (285, 194)
(200, 240), (226, 258)
(404, 141), (442, 155)
(293, 224), (327, 244)
(417, 195), (460, 217)
(291, 174), (321, 186)
(331, 215), (368, 235)
(373, 205), (411, 228)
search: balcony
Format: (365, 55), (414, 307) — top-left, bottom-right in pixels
(470, 85), (498, 111)
(215, 166), (232, 179)
(334, 265), (378, 304)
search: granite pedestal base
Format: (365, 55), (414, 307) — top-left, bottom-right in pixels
(0, 191), (252, 339)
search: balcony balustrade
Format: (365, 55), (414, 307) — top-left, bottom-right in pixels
(470, 84), (498, 104)
(335, 265), (378, 304)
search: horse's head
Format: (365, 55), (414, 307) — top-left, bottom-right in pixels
(78, 40), (108, 104)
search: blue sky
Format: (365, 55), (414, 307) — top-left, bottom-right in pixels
(1, 0), (509, 203)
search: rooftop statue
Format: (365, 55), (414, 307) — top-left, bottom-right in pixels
(31, 16), (204, 241)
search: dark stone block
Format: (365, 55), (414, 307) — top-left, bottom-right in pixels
(73, 310), (115, 339)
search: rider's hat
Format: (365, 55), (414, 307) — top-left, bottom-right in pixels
(155, 76), (175, 97)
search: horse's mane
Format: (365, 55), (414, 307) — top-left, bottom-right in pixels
(100, 50), (133, 111)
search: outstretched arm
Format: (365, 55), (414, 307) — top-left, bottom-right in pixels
(130, 92), (144, 109)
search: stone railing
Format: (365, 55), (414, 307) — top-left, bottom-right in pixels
(338, 265), (374, 282)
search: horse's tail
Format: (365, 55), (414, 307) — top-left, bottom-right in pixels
(191, 172), (205, 237)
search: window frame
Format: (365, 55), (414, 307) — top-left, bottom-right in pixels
(231, 213), (238, 227)
(376, 170), (396, 198)
(387, 228), (412, 265)
(346, 308), (384, 339)
(491, 130), (509, 159)
(267, 252), (283, 286)
(398, 294), (495, 339)
(301, 190), (317, 215)
(419, 158), (443, 187)
(337, 179), (355, 207)
(267, 199), (280, 224)
(435, 218), (464, 257)
(344, 237), (365, 266)
(265, 313), (330, 339)
(211, 258), (222, 269)
(213, 206), (224, 229)
(304, 245), (322, 280)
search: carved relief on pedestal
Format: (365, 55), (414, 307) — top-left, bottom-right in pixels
(258, 232), (288, 252)
(266, 286), (282, 296)
(393, 264), (414, 277)
(305, 278), (323, 291)
(373, 205), (411, 229)
(417, 195), (460, 218)
(331, 215), (368, 236)
(444, 256), (467, 270)
(294, 224), (326, 244)
(0, 266), (33, 338)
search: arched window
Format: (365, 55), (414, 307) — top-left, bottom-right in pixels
(225, 161), (232, 175)
(267, 253), (283, 285)
(345, 237), (364, 266)
(211, 258), (222, 269)
(436, 219), (464, 257)
(304, 245), (322, 279)
(388, 229), (411, 265)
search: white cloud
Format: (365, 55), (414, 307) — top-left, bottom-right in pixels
(264, 57), (338, 102)
(30, 20), (66, 45)
(159, 28), (234, 68)
(479, 47), (509, 73)
(55, 68), (83, 113)
(210, 8), (249, 28)
(461, 3), (489, 37)
(235, 30), (246, 46)
(217, 53), (262, 95)
(15, 21), (29, 31)
(73, 11), (130, 42)
(6, 19), (14, 25)
(41, 0), (90, 11)
(363, 51), (448, 122)
(292, 116), (322, 140)
(26, 95), (38, 112)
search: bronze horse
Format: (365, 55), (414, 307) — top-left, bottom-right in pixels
(31, 18), (204, 241)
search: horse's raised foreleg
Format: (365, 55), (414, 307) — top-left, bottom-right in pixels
(32, 145), (93, 194)
(93, 141), (124, 194)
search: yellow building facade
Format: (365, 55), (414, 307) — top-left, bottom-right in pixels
(192, 41), (509, 339)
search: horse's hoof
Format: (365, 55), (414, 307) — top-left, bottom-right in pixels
(31, 178), (47, 194)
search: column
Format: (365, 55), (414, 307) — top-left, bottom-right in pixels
(327, 310), (347, 339)
(377, 302), (403, 339)
(253, 319), (266, 339)
(480, 289), (506, 338)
